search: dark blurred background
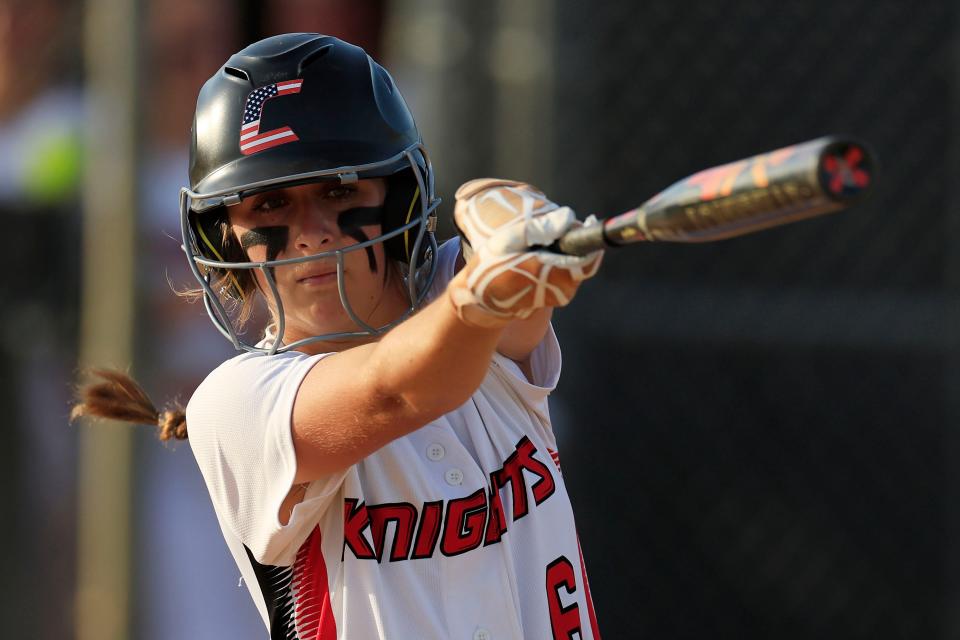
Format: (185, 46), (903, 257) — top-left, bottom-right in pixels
(3, 0), (954, 637)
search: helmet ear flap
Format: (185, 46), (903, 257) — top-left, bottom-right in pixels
(382, 169), (430, 266)
(189, 206), (246, 300)
(190, 206), (229, 261)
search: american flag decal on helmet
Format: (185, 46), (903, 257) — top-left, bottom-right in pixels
(239, 79), (303, 155)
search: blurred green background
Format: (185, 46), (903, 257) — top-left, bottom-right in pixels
(2, 0), (955, 638)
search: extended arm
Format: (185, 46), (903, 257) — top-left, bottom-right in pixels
(290, 179), (602, 487)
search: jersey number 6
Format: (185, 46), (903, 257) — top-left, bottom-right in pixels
(546, 555), (582, 639)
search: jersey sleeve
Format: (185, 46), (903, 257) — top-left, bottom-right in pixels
(424, 236), (462, 303)
(186, 350), (345, 566)
(491, 323), (561, 414)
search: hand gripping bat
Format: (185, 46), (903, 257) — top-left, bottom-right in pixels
(556, 136), (875, 256)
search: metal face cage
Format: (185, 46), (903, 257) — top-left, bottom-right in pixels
(180, 143), (440, 355)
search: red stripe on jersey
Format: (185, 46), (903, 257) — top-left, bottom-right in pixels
(577, 536), (601, 639)
(548, 448), (561, 471)
(290, 526), (337, 639)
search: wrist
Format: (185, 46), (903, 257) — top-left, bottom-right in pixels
(446, 268), (513, 330)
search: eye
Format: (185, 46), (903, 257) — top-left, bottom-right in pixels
(250, 194), (289, 213)
(325, 185), (358, 200)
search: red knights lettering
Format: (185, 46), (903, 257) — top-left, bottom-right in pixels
(484, 481), (508, 546)
(342, 499), (376, 561)
(440, 489), (487, 556)
(496, 436), (556, 519)
(411, 500), (444, 560)
(343, 438), (558, 561)
(367, 503), (418, 562)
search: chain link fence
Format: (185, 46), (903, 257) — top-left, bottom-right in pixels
(554, 0), (952, 291)
(390, 0), (957, 635)
(543, 1), (956, 638)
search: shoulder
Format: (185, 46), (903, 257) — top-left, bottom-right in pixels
(185, 350), (343, 563)
(187, 349), (328, 439)
(190, 350), (314, 403)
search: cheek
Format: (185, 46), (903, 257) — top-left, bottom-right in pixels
(367, 226), (386, 253)
(243, 245), (268, 262)
(342, 224), (384, 271)
(231, 227), (259, 259)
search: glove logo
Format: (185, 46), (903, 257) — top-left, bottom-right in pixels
(239, 79), (303, 155)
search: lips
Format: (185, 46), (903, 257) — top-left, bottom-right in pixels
(298, 272), (337, 285)
(296, 267), (338, 286)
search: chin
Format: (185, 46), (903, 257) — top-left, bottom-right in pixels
(303, 305), (368, 334)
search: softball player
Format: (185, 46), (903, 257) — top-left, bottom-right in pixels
(77, 33), (603, 639)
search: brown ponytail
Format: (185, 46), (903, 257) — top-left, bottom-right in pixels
(71, 369), (188, 441)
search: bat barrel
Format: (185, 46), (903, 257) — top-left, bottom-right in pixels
(551, 135), (876, 255)
(612, 136), (875, 245)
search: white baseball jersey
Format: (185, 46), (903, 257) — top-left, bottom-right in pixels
(187, 238), (601, 639)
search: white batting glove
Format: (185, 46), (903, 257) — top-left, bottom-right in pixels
(448, 178), (604, 328)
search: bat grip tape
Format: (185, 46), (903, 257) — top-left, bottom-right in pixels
(553, 223), (607, 256)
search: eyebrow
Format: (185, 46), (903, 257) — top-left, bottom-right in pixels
(248, 182), (349, 203)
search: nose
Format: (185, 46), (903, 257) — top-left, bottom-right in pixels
(293, 205), (342, 254)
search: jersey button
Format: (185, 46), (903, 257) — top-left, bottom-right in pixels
(426, 443), (445, 461)
(445, 468), (464, 486)
(473, 628), (491, 640)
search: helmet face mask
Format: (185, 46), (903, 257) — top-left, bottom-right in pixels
(179, 34), (439, 354)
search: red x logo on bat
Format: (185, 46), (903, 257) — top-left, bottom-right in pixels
(822, 146), (870, 195)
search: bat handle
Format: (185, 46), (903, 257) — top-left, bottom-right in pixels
(553, 222), (607, 256)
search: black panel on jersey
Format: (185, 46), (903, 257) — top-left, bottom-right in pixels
(243, 545), (295, 639)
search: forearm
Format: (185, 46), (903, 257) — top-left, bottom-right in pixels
(292, 273), (505, 482)
(365, 271), (504, 421)
(497, 308), (552, 363)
